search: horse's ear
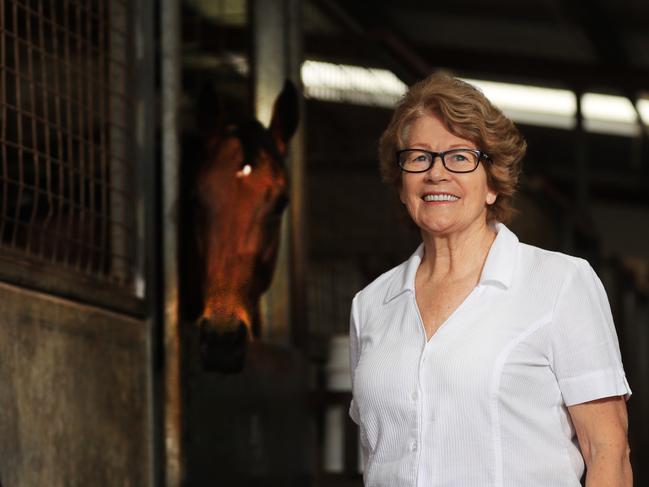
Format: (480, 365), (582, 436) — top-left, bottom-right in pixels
(269, 80), (299, 156)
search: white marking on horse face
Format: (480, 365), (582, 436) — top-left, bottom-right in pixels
(236, 164), (253, 178)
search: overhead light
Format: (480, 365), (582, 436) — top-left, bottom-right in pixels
(461, 78), (577, 129)
(301, 60), (407, 108)
(300, 60), (646, 136)
(581, 93), (638, 123)
(580, 93), (640, 136)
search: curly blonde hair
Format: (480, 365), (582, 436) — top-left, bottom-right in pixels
(379, 72), (527, 223)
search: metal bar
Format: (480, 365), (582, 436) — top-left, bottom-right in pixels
(108, 0), (129, 291)
(98, 0), (108, 275)
(0, 0), (8, 242)
(86, 0), (96, 272)
(4, 2), (132, 63)
(0, 100), (133, 148)
(134, 0), (160, 481)
(0, 180), (135, 228)
(0, 54), (134, 101)
(108, 0), (118, 278)
(11, 0), (121, 24)
(25, 0), (39, 253)
(37, 0), (54, 258)
(124, 1), (136, 284)
(161, 0), (183, 484)
(286, 0), (308, 349)
(0, 43), (133, 100)
(49, 0), (66, 263)
(0, 146), (134, 196)
(63, 0), (74, 265)
(10, 1), (24, 248)
(1, 215), (130, 256)
(75, 1), (86, 271)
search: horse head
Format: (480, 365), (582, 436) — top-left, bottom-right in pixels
(192, 81), (299, 372)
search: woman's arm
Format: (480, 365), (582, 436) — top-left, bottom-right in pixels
(568, 396), (632, 487)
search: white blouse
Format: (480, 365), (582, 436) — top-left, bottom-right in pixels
(349, 223), (631, 487)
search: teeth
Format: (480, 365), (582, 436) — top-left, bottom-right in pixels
(423, 194), (459, 202)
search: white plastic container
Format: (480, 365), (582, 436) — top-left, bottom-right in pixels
(325, 334), (351, 391)
(323, 334), (352, 472)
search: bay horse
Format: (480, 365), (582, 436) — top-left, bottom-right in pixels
(185, 81), (299, 373)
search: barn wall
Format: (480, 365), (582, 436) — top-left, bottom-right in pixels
(0, 282), (152, 487)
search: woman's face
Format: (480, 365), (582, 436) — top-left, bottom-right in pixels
(399, 114), (497, 237)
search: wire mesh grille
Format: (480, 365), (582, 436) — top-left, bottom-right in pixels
(308, 259), (364, 337)
(0, 0), (136, 288)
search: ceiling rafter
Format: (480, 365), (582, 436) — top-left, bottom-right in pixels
(554, 0), (628, 65)
(309, 0), (649, 94)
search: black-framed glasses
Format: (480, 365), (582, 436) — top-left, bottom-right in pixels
(396, 148), (490, 174)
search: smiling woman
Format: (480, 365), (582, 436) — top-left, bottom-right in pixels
(397, 115), (497, 238)
(349, 72), (633, 487)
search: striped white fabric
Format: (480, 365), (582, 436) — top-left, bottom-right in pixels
(349, 223), (631, 487)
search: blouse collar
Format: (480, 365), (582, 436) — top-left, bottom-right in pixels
(384, 222), (519, 303)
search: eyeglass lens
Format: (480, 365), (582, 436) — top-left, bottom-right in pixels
(398, 149), (479, 173)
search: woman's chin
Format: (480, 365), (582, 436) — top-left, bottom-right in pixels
(418, 221), (458, 237)
(417, 216), (487, 238)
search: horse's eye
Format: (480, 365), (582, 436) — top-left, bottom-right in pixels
(236, 163), (253, 178)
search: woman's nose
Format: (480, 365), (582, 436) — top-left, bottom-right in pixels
(425, 155), (449, 180)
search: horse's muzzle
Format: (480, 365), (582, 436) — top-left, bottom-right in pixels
(198, 318), (248, 373)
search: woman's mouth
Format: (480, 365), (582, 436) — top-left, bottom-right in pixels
(422, 193), (460, 202)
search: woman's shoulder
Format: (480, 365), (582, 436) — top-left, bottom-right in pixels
(518, 241), (594, 284)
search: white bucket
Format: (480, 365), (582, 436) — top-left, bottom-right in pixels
(323, 334), (352, 472)
(325, 334), (351, 392)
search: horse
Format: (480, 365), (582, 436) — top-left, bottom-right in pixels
(184, 81), (299, 373)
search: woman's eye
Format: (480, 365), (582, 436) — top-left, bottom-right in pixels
(414, 154), (429, 162)
(450, 154), (467, 162)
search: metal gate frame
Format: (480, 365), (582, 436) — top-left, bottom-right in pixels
(0, 0), (157, 319)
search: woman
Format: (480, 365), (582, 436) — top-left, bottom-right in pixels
(349, 73), (632, 486)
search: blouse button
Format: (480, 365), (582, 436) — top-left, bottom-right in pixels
(411, 391), (418, 401)
(410, 440), (418, 451)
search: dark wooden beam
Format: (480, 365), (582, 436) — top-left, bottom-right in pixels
(179, 20), (649, 94)
(557, 0), (629, 65)
(306, 32), (649, 93)
(308, 0), (648, 92)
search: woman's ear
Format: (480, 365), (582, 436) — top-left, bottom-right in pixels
(486, 189), (497, 205)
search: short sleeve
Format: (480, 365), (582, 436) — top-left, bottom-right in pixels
(550, 260), (632, 406)
(349, 293), (361, 424)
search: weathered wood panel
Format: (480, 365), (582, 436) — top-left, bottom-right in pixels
(0, 282), (151, 487)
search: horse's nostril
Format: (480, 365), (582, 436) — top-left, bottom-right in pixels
(197, 316), (210, 332)
(233, 322), (247, 345)
(198, 320), (248, 373)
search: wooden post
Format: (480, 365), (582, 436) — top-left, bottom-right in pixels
(250, 0), (306, 347)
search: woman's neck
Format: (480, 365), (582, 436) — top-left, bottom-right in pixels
(419, 220), (497, 283)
